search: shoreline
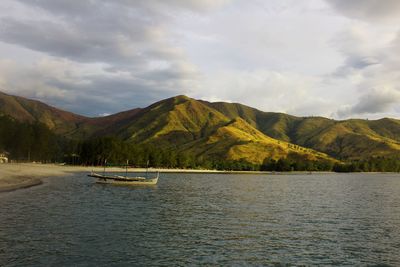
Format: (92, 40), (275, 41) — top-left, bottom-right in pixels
(1, 163), (399, 193)
(0, 176), (43, 193)
(0, 163), (71, 193)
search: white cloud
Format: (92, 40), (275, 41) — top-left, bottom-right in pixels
(190, 69), (337, 117)
(176, 0), (345, 75)
(324, 5), (400, 118)
(0, 0), (400, 120)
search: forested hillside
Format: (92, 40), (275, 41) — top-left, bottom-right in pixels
(1, 91), (400, 171)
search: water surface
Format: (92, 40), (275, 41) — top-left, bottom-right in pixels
(1, 173), (400, 266)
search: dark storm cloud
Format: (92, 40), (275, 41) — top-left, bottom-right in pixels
(6, 0), (229, 65)
(328, 9), (400, 118)
(336, 88), (400, 117)
(58, 80), (167, 117)
(2, 61), (164, 114)
(1, 18), (102, 62)
(0, 0), (214, 73)
(0, 0), (209, 115)
(333, 56), (380, 77)
(0, 5), (179, 66)
(1, 0), (400, 119)
(17, 0), (228, 16)
(17, 0), (97, 17)
(345, 57), (379, 70)
(325, 0), (400, 22)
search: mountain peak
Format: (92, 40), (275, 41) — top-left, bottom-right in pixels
(170, 95), (192, 104)
(173, 94), (191, 100)
(2, 92), (400, 162)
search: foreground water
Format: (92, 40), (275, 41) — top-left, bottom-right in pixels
(1, 173), (400, 266)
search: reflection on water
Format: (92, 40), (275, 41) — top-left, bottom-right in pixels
(1, 173), (400, 266)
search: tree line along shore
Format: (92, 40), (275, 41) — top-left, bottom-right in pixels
(1, 116), (400, 173)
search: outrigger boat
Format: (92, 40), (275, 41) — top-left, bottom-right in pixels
(88, 172), (159, 185)
(88, 159), (159, 185)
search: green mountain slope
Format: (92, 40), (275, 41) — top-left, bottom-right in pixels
(0, 91), (142, 139)
(1, 91), (400, 162)
(204, 100), (400, 159)
(93, 96), (336, 164)
(0, 91), (87, 135)
(202, 100), (309, 142)
(293, 119), (400, 159)
(181, 117), (333, 164)
(103, 95), (230, 145)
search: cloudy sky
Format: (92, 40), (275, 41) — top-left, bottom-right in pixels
(1, 0), (400, 119)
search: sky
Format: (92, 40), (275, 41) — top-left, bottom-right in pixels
(1, 0), (400, 119)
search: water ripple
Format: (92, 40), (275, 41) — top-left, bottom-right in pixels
(0, 173), (400, 266)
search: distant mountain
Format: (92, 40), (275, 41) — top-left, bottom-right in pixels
(1, 91), (400, 163)
(0, 91), (86, 135)
(0, 91), (141, 139)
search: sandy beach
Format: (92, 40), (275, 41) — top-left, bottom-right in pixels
(0, 163), (69, 193)
(0, 164), (113, 193)
(1, 163), (337, 193)
(1, 163), (338, 193)
(0, 163), (233, 193)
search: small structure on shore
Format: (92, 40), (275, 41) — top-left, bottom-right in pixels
(0, 151), (9, 163)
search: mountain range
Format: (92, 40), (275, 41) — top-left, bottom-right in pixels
(1, 91), (400, 164)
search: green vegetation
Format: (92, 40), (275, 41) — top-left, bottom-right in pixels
(0, 115), (62, 162)
(333, 157), (400, 172)
(261, 155), (334, 172)
(0, 91), (88, 136)
(1, 91), (400, 172)
(64, 136), (333, 171)
(206, 100), (400, 160)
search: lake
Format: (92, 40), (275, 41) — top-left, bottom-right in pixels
(1, 173), (400, 266)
